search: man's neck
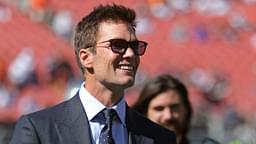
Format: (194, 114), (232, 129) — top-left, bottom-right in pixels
(84, 80), (124, 107)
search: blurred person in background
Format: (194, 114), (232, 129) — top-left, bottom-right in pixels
(10, 4), (176, 144)
(133, 74), (220, 144)
(46, 58), (76, 101)
(133, 74), (192, 144)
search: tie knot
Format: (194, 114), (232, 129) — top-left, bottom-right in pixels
(103, 108), (116, 122)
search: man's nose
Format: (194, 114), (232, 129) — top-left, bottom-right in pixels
(162, 108), (173, 120)
(123, 47), (136, 57)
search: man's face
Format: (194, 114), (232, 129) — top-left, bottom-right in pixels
(91, 21), (140, 89)
(147, 90), (187, 136)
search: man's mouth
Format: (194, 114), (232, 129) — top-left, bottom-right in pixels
(118, 64), (135, 71)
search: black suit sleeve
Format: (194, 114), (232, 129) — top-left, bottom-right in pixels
(10, 115), (40, 144)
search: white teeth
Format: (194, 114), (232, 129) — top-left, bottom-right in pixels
(119, 65), (133, 70)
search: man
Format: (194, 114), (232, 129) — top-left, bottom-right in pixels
(133, 74), (192, 144)
(10, 4), (176, 144)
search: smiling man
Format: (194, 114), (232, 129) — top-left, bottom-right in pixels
(10, 4), (176, 144)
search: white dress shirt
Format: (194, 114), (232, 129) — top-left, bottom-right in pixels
(79, 83), (128, 144)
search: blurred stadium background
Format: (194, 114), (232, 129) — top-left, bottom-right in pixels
(0, 0), (256, 143)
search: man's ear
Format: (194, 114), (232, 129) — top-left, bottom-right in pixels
(79, 48), (94, 69)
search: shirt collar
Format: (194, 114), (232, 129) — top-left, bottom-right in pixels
(79, 82), (126, 126)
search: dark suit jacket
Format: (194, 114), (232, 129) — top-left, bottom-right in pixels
(10, 94), (176, 144)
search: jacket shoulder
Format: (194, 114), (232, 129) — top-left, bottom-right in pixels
(10, 96), (82, 144)
(28, 99), (69, 120)
(25, 95), (81, 125)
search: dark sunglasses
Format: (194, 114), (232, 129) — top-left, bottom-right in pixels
(88, 39), (147, 56)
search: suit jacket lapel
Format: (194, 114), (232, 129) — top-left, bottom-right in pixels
(54, 96), (154, 144)
(56, 94), (92, 144)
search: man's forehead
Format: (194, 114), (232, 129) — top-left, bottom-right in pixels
(98, 20), (135, 32)
(96, 21), (136, 40)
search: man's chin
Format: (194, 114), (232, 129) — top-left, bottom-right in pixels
(123, 80), (135, 88)
(121, 76), (135, 87)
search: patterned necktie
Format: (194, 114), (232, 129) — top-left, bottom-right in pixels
(99, 108), (116, 144)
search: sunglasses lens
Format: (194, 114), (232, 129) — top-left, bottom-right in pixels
(130, 41), (147, 56)
(111, 39), (127, 54)
(110, 39), (147, 56)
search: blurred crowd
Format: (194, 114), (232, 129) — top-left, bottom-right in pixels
(1, 0), (256, 144)
(0, 47), (79, 118)
(0, 48), (81, 143)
